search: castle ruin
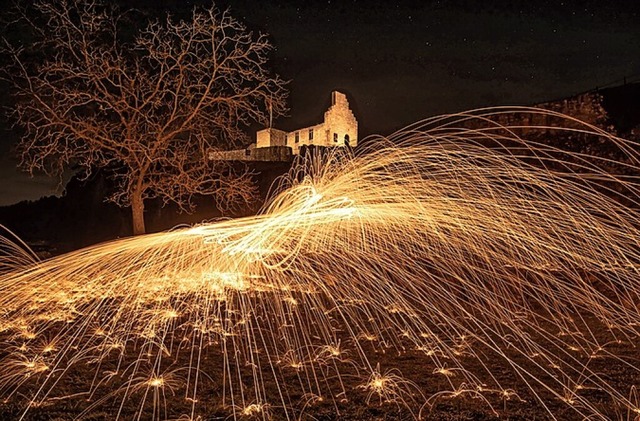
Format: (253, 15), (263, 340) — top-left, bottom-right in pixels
(256, 91), (358, 154)
(209, 91), (357, 162)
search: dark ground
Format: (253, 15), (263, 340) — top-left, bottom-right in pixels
(0, 284), (638, 420)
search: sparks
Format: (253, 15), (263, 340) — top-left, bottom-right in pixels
(1, 107), (640, 419)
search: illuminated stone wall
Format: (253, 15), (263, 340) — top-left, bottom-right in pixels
(285, 122), (324, 155)
(256, 128), (287, 148)
(285, 91), (358, 154)
(256, 91), (358, 155)
(208, 146), (292, 162)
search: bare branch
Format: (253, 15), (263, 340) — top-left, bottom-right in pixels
(2, 0), (288, 234)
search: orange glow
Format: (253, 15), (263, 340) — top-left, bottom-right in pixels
(1, 107), (640, 419)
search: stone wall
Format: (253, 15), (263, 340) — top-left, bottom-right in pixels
(251, 146), (292, 162)
(320, 91), (358, 149)
(256, 128), (287, 148)
(286, 122), (325, 155)
(209, 146), (292, 162)
(256, 91), (358, 155)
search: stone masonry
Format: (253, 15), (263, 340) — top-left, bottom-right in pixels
(210, 91), (358, 162)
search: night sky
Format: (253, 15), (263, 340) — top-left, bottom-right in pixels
(1, 0), (639, 205)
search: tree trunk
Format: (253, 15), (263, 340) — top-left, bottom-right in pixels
(131, 189), (146, 235)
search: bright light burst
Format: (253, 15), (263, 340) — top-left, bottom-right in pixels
(2, 107), (640, 419)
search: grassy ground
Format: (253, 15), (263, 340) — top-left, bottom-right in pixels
(1, 300), (638, 421)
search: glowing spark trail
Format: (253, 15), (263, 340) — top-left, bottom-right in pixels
(2, 107), (640, 419)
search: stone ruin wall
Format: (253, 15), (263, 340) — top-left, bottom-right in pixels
(285, 92), (358, 154)
(209, 146), (292, 162)
(322, 91), (358, 148)
(256, 129), (287, 148)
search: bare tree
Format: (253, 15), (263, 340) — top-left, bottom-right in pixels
(2, 0), (288, 235)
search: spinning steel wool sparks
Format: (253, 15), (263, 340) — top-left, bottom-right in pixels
(1, 107), (640, 420)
